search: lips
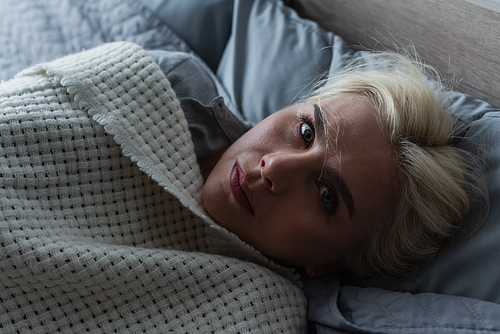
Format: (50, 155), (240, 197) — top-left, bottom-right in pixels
(229, 162), (254, 215)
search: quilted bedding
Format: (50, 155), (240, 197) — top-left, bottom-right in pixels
(0, 0), (191, 82)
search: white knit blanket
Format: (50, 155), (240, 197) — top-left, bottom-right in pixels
(0, 42), (307, 333)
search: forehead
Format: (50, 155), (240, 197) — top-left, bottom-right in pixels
(318, 94), (392, 162)
(316, 95), (380, 135)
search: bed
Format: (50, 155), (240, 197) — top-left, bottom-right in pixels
(1, 0), (500, 333)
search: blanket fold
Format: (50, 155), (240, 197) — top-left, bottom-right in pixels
(0, 42), (306, 333)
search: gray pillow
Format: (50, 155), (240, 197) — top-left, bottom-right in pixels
(137, 0), (233, 72)
(216, 0), (353, 123)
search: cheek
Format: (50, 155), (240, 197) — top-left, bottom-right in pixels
(263, 203), (323, 249)
(266, 223), (337, 267)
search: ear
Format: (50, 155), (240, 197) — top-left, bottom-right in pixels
(305, 260), (346, 278)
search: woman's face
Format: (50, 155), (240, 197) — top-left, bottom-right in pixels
(203, 94), (396, 271)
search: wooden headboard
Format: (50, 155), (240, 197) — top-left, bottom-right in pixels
(290, 0), (500, 108)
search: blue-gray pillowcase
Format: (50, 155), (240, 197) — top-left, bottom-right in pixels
(137, 0), (233, 72)
(216, 0), (353, 123)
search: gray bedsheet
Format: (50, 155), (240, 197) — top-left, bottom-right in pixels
(304, 274), (500, 333)
(0, 0), (191, 82)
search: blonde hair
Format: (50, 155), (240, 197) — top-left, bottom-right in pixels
(306, 52), (487, 277)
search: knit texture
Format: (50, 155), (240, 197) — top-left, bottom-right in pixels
(0, 42), (307, 333)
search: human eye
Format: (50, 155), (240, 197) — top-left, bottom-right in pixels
(298, 113), (315, 147)
(319, 183), (338, 216)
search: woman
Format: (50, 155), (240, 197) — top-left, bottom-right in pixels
(0, 42), (486, 332)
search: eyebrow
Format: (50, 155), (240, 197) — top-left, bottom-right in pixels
(313, 104), (355, 218)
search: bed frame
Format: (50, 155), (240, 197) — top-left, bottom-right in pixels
(291, 0), (500, 108)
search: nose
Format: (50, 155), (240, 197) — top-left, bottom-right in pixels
(260, 153), (311, 194)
